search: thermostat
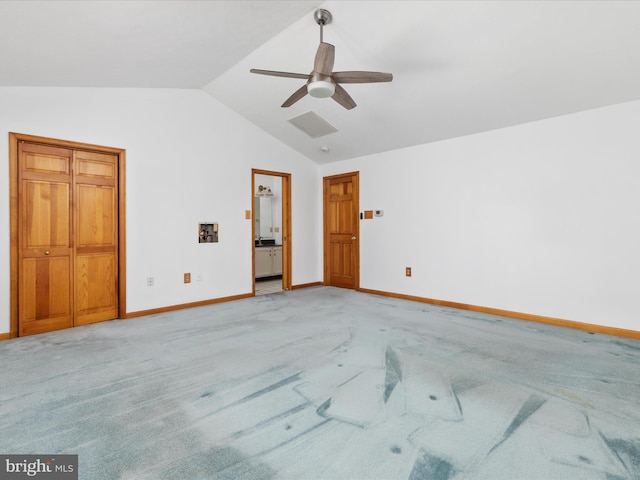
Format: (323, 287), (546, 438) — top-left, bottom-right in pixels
(374, 210), (384, 217)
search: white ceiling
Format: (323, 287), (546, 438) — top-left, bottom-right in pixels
(2, 1), (640, 165)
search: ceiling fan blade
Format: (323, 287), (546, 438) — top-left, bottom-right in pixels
(250, 69), (310, 80)
(281, 84), (309, 107)
(331, 83), (356, 110)
(314, 42), (335, 76)
(331, 71), (393, 84)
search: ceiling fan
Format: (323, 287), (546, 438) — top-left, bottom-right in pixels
(250, 9), (393, 110)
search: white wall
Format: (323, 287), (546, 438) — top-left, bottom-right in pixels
(321, 101), (640, 331)
(4, 88), (638, 335)
(0, 87), (322, 333)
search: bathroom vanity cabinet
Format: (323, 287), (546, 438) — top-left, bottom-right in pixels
(255, 245), (283, 278)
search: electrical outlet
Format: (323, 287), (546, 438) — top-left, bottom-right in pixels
(147, 277), (154, 287)
(406, 267), (412, 277)
(184, 272), (191, 284)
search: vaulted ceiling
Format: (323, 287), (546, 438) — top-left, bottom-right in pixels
(2, 1), (640, 164)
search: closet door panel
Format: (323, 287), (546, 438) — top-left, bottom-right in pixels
(18, 143), (74, 335)
(74, 151), (118, 326)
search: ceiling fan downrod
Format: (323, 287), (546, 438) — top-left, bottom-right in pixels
(314, 9), (332, 43)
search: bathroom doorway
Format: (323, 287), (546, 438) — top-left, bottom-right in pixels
(252, 169), (291, 295)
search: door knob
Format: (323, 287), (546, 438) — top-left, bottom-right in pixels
(351, 236), (357, 240)
(44, 250), (50, 255)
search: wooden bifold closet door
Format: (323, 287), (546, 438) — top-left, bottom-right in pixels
(18, 141), (119, 336)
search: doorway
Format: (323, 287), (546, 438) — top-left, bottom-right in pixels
(323, 171), (360, 289)
(9, 133), (126, 337)
(252, 169), (292, 295)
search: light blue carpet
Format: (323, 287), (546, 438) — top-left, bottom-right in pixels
(1, 287), (639, 479)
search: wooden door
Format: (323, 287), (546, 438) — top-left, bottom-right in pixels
(324, 172), (359, 289)
(280, 174), (292, 290)
(16, 141), (119, 336)
(18, 143), (74, 335)
(74, 150), (119, 326)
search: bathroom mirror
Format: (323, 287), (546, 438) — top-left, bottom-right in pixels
(254, 196), (273, 238)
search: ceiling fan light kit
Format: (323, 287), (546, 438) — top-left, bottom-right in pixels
(307, 80), (335, 98)
(250, 9), (392, 110)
